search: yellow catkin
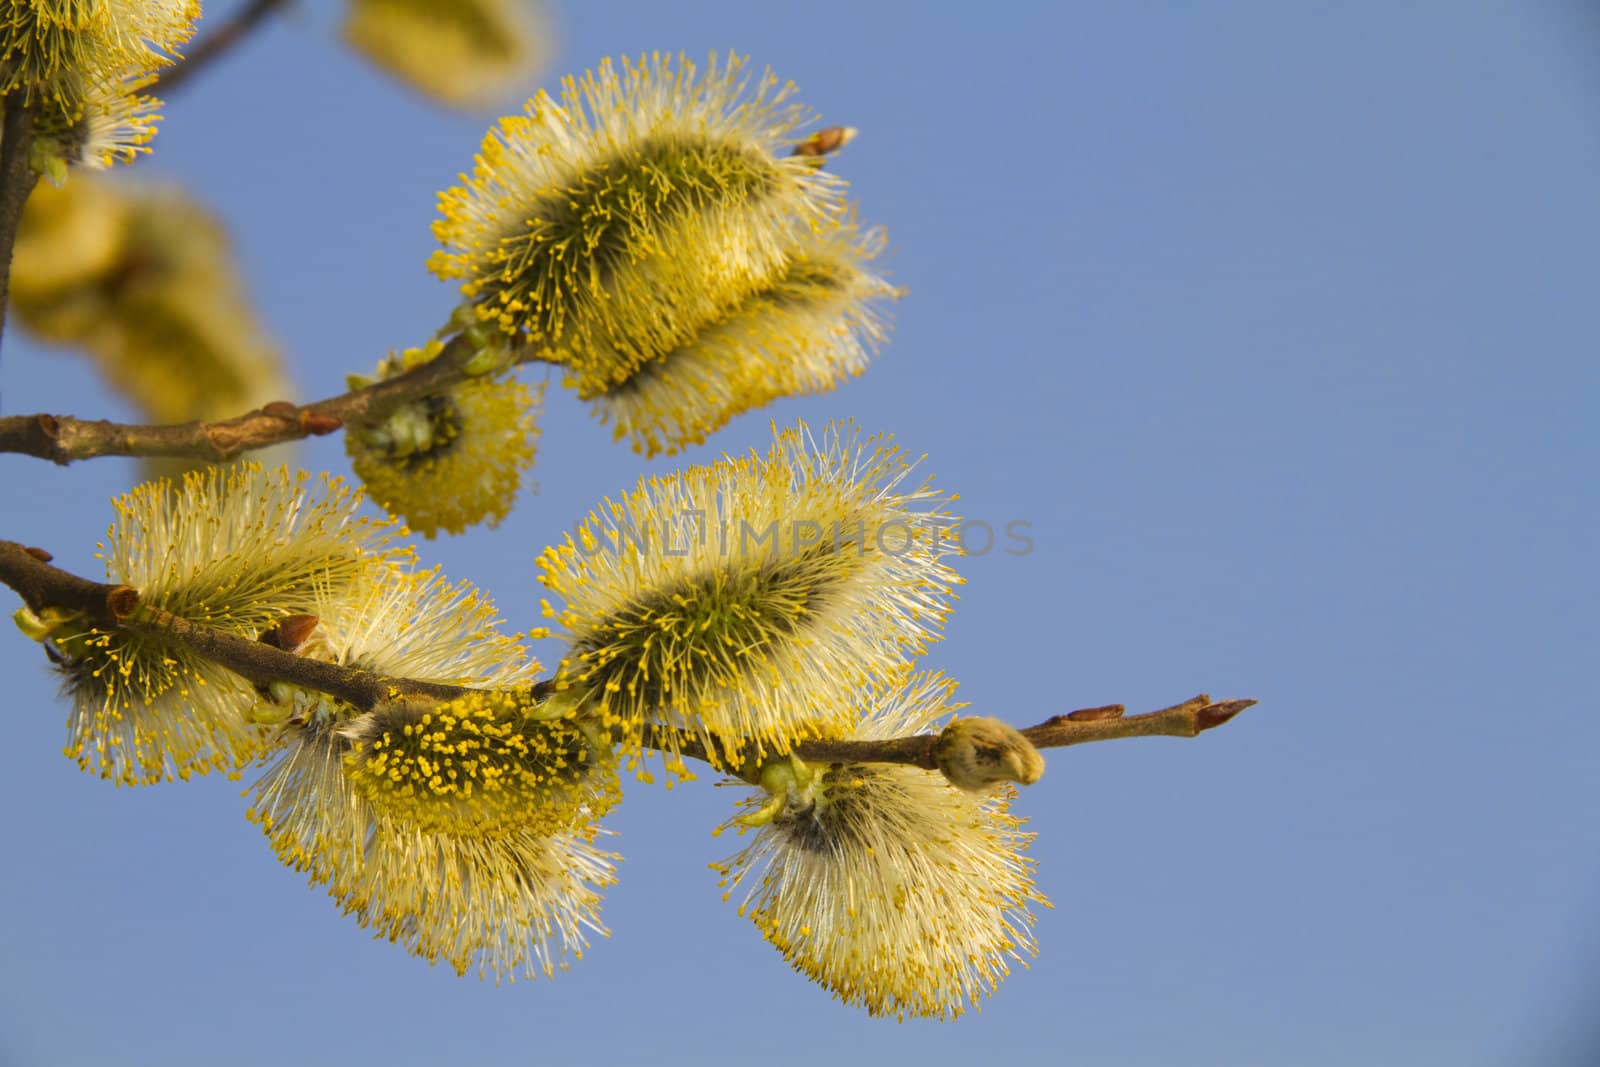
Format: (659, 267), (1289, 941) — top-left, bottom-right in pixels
(246, 566), (620, 985)
(714, 673), (1049, 1020)
(244, 570), (614, 982)
(346, 342), (543, 538)
(536, 420), (963, 770)
(11, 177), (293, 455)
(590, 221), (899, 456)
(56, 465), (405, 785)
(250, 724), (616, 982)
(430, 53), (847, 394)
(342, 691), (620, 837)
(342, 0), (550, 109)
(1, 1), (198, 166)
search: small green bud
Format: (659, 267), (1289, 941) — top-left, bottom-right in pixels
(13, 605), (82, 642)
(246, 696), (295, 727)
(13, 606), (51, 641)
(460, 341), (511, 377)
(530, 684), (585, 721)
(447, 302), (479, 334)
(41, 153), (70, 187)
(739, 756), (816, 826)
(739, 791), (787, 828)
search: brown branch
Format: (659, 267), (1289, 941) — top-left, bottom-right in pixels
(156, 0), (293, 95)
(638, 696), (1257, 777)
(0, 538), (477, 711)
(130, 606), (469, 713)
(795, 733), (941, 768)
(0, 93), (41, 352)
(0, 538), (471, 710)
(1024, 696), (1257, 745)
(790, 695), (1257, 770)
(1, 541), (1256, 763)
(0, 540), (125, 622)
(0, 334), (556, 464)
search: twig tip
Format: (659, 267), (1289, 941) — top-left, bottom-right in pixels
(1196, 699), (1258, 732)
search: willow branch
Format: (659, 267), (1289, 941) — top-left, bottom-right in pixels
(0, 539), (475, 710)
(792, 696), (1257, 769)
(155, 0), (293, 95)
(0, 540), (123, 623)
(131, 606), (470, 712)
(0, 336), (557, 465)
(0, 93), (41, 352)
(1, 540), (1256, 763)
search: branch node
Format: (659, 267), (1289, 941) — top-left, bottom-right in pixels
(107, 586), (140, 620)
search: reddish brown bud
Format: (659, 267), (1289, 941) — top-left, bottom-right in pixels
(301, 413), (343, 435)
(1065, 704), (1125, 722)
(23, 546), (53, 562)
(267, 614), (320, 653)
(793, 126), (858, 158)
(262, 401), (297, 417)
(1196, 699), (1256, 732)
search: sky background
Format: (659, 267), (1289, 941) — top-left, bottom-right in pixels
(2, 2), (1598, 1064)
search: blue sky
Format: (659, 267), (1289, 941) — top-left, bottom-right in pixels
(2, 2), (1597, 1064)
